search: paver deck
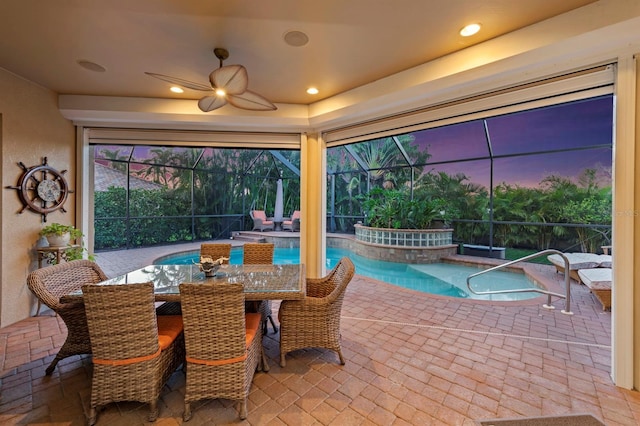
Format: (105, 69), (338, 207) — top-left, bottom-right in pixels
(1, 241), (639, 425)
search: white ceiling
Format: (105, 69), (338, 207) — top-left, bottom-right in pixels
(0, 0), (597, 107)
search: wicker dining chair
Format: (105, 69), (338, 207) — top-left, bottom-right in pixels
(156, 243), (234, 316)
(26, 259), (108, 375)
(200, 243), (232, 263)
(179, 281), (267, 421)
(243, 242), (278, 334)
(278, 257), (355, 367)
(82, 282), (185, 425)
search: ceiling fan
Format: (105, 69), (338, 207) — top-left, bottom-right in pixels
(145, 48), (277, 112)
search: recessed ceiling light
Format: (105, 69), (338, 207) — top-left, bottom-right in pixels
(284, 30), (309, 47)
(77, 59), (106, 72)
(460, 23), (481, 37)
(170, 86), (184, 93)
(306, 87), (319, 95)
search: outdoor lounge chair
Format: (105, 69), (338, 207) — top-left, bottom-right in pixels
(250, 210), (275, 232)
(26, 259), (108, 375)
(578, 268), (612, 311)
(282, 210), (301, 231)
(279, 257), (355, 367)
(547, 253), (612, 283)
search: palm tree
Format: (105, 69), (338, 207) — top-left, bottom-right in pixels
(135, 147), (178, 186)
(96, 147), (128, 172)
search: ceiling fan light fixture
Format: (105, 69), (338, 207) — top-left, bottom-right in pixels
(210, 64), (249, 95)
(147, 47), (276, 112)
(198, 95), (227, 112)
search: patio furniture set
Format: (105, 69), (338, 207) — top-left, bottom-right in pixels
(26, 243), (355, 424)
(547, 251), (613, 311)
(250, 209), (300, 232)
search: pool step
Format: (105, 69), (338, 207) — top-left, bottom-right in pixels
(232, 232), (266, 243)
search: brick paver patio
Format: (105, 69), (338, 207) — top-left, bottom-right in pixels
(1, 242), (639, 425)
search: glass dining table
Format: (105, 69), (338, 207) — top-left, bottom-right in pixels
(62, 263), (306, 302)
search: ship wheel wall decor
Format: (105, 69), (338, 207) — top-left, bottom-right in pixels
(6, 157), (73, 222)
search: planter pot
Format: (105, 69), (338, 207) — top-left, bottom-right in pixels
(46, 233), (71, 247)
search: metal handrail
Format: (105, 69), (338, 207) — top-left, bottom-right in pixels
(466, 249), (573, 315)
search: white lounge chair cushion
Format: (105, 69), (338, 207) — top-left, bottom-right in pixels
(577, 268), (612, 291)
(547, 253), (611, 270)
(597, 255), (612, 268)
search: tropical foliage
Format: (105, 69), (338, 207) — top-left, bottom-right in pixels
(93, 141), (611, 253)
(93, 93), (612, 254)
(350, 166), (611, 251)
(358, 187), (439, 229)
(93, 146), (300, 250)
(327, 135), (430, 231)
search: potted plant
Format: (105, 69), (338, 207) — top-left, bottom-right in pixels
(39, 223), (81, 247)
(39, 223), (93, 262)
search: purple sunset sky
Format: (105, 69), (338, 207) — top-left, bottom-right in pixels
(408, 95), (613, 188)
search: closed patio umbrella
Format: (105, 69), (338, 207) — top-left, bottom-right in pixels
(274, 179), (284, 225)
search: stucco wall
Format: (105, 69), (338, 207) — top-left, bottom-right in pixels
(0, 68), (75, 327)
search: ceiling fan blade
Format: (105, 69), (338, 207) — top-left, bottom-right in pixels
(227, 90), (277, 111)
(198, 95), (228, 112)
(209, 65), (248, 95)
(145, 72), (212, 91)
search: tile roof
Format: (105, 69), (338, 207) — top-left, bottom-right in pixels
(94, 163), (163, 192)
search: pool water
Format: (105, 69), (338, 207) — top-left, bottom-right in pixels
(156, 247), (542, 301)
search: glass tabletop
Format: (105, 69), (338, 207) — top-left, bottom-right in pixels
(93, 264), (306, 301)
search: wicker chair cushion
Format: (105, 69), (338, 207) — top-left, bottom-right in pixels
(283, 210), (300, 225)
(245, 312), (261, 344)
(185, 313), (261, 367)
(93, 349), (162, 366)
(253, 210), (273, 224)
(157, 315), (184, 349)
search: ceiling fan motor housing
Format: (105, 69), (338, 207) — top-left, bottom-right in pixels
(214, 48), (229, 62)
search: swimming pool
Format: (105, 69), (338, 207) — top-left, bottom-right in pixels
(155, 247), (543, 301)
